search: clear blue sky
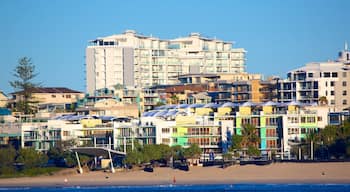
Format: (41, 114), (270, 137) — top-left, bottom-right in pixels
(1, 0), (349, 94)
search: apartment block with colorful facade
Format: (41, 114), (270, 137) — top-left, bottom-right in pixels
(140, 101), (329, 160)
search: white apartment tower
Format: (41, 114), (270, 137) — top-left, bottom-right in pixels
(278, 43), (350, 111)
(86, 30), (246, 95)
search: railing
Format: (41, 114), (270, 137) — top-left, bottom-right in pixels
(0, 123), (21, 134)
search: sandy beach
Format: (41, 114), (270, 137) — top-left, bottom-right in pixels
(0, 162), (350, 187)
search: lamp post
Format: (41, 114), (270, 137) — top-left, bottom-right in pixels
(202, 115), (206, 162)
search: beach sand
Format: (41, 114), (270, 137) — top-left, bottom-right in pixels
(0, 162), (350, 187)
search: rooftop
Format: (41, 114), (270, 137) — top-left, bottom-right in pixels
(12, 87), (83, 94)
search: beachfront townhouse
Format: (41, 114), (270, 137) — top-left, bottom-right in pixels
(139, 101), (329, 160)
(18, 115), (140, 152)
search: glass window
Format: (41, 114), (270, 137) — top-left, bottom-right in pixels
(343, 90), (347, 96)
(330, 81), (335, 86)
(331, 72), (338, 77)
(331, 91), (334, 96)
(331, 100), (335, 105)
(343, 100), (348, 105)
(323, 72), (331, 77)
(308, 73), (313, 78)
(343, 72), (347, 78)
(343, 81), (347, 86)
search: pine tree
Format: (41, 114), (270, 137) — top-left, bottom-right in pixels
(10, 57), (40, 114)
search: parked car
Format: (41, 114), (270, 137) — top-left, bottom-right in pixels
(143, 164), (154, 172)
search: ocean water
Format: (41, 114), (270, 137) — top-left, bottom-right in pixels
(1, 184), (350, 192)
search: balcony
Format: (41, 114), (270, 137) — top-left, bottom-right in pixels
(144, 102), (157, 106)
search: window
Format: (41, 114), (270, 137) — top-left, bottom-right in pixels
(325, 82), (328, 87)
(323, 72), (331, 77)
(51, 95), (56, 98)
(162, 128), (170, 133)
(331, 91), (334, 96)
(317, 116), (322, 121)
(66, 95), (71, 98)
(331, 100), (335, 105)
(162, 138), (170, 144)
(343, 90), (347, 96)
(343, 100), (348, 105)
(308, 73), (313, 78)
(63, 131), (70, 136)
(331, 72), (338, 77)
(288, 128), (298, 135)
(330, 81), (335, 86)
(343, 81), (347, 86)
(343, 72), (347, 78)
(301, 128), (306, 134)
(288, 117), (298, 123)
(307, 117), (316, 123)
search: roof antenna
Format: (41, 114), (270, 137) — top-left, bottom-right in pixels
(345, 41), (348, 51)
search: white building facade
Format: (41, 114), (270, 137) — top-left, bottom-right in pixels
(278, 45), (350, 112)
(86, 30), (246, 95)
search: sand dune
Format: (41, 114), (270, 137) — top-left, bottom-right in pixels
(0, 162), (350, 187)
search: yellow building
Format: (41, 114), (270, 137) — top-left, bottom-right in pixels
(10, 87), (84, 113)
(0, 91), (8, 108)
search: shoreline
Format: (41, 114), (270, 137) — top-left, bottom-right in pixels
(0, 162), (350, 187)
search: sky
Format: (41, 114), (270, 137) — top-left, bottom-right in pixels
(0, 0), (349, 94)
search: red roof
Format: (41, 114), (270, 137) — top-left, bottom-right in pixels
(12, 87), (83, 94)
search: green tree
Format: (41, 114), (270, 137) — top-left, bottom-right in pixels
(234, 124), (261, 158)
(10, 57), (40, 114)
(0, 146), (17, 175)
(170, 94), (179, 104)
(171, 145), (184, 160)
(113, 83), (124, 90)
(230, 134), (243, 152)
(124, 150), (143, 166)
(158, 144), (172, 161)
(16, 148), (48, 170)
(320, 125), (338, 146)
(142, 144), (161, 163)
(184, 143), (202, 159)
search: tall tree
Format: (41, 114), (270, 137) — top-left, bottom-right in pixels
(10, 57), (40, 114)
(236, 124), (261, 158)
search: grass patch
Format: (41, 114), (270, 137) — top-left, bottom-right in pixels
(0, 167), (64, 178)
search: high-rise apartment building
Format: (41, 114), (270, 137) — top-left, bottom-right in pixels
(277, 44), (350, 111)
(86, 30), (246, 95)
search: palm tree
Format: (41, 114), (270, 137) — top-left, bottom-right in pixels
(305, 130), (321, 160)
(237, 124), (261, 158)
